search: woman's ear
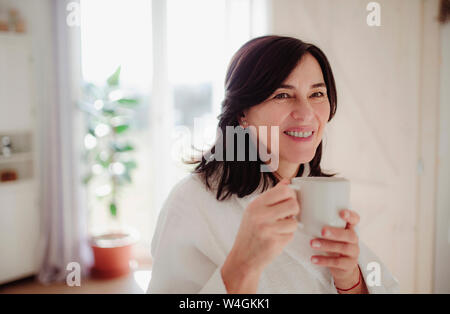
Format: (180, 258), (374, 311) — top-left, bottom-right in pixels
(239, 110), (249, 128)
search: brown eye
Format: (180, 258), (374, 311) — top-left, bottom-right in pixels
(274, 93), (290, 99)
(310, 91), (325, 98)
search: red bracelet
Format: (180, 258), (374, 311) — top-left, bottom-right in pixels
(335, 270), (361, 291)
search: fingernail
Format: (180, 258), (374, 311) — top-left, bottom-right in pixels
(343, 210), (350, 219)
(311, 240), (321, 248)
(311, 257), (319, 264)
(323, 229), (331, 237)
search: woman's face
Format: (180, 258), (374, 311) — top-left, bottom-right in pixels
(241, 53), (330, 168)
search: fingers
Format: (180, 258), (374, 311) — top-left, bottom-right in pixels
(320, 225), (359, 244)
(271, 217), (298, 235)
(251, 179), (300, 222)
(339, 209), (360, 227)
(310, 239), (360, 258)
(310, 209), (361, 274)
(310, 255), (356, 271)
(259, 179), (297, 207)
(268, 197), (300, 221)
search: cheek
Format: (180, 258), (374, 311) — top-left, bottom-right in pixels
(252, 104), (285, 126)
(316, 103), (330, 130)
(312, 103), (330, 145)
(316, 102), (331, 123)
(248, 106), (285, 144)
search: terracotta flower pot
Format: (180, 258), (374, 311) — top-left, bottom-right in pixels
(90, 229), (139, 279)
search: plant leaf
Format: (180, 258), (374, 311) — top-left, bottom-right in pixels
(109, 202), (117, 217)
(114, 124), (130, 134)
(107, 66), (121, 87)
(117, 98), (139, 107)
(111, 142), (134, 152)
(124, 160), (137, 170)
(123, 171), (132, 183)
(95, 153), (110, 168)
(102, 106), (116, 115)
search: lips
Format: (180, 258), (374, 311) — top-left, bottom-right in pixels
(282, 126), (316, 141)
(283, 127), (315, 133)
(284, 130), (313, 138)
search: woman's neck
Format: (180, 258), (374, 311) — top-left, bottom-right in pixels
(272, 159), (301, 181)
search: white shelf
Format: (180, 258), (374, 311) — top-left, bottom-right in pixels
(0, 152), (32, 164)
(0, 33), (30, 48)
(0, 29), (39, 284)
(0, 32), (29, 38)
(0, 177), (39, 284)
(0, 129), (32, 135)
(0, 33), (33, 133)
(0, 177), (34, 189)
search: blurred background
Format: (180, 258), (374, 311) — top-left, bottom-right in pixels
(0, 0), (448, 293)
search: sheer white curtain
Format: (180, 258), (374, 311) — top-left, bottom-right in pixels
(37, 0), (92, 283)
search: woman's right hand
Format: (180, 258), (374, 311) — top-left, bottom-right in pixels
(221, 178), (300, 293)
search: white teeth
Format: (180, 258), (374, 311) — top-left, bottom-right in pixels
(285, 131), (313, 138)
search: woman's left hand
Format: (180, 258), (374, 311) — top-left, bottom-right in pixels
(309, 209), (367, 293)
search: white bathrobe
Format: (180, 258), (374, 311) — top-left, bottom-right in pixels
(147, 172), (400, 294)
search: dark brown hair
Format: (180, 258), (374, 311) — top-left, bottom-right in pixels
(439, 0), (450, 23)
(186, 35), (337, 201)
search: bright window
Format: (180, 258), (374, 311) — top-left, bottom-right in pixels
(79, 0), (269, 261)
(80, 0), (152, 91)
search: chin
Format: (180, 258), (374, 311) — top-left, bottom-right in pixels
(282, 149), (316, 164)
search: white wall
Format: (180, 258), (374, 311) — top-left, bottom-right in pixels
(0, 0), (91, 276)
(0, 0), (57, 111)
(0, 0), (56, 258)
(434, 22), (450, 294)
(270, 0), (441, 293)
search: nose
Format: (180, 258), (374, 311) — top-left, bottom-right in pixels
(291, 100), (314, 122)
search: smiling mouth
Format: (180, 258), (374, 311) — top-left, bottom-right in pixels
(283, 130), (314, 138)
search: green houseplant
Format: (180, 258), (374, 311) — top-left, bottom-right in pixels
(80, 66), (141, 278)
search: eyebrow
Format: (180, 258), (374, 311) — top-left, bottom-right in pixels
(278, 82), (326, 89)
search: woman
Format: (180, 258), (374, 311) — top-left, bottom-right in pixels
(147, 35), (399, 294)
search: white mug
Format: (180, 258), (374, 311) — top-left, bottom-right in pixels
(288, 177), (350, 238)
